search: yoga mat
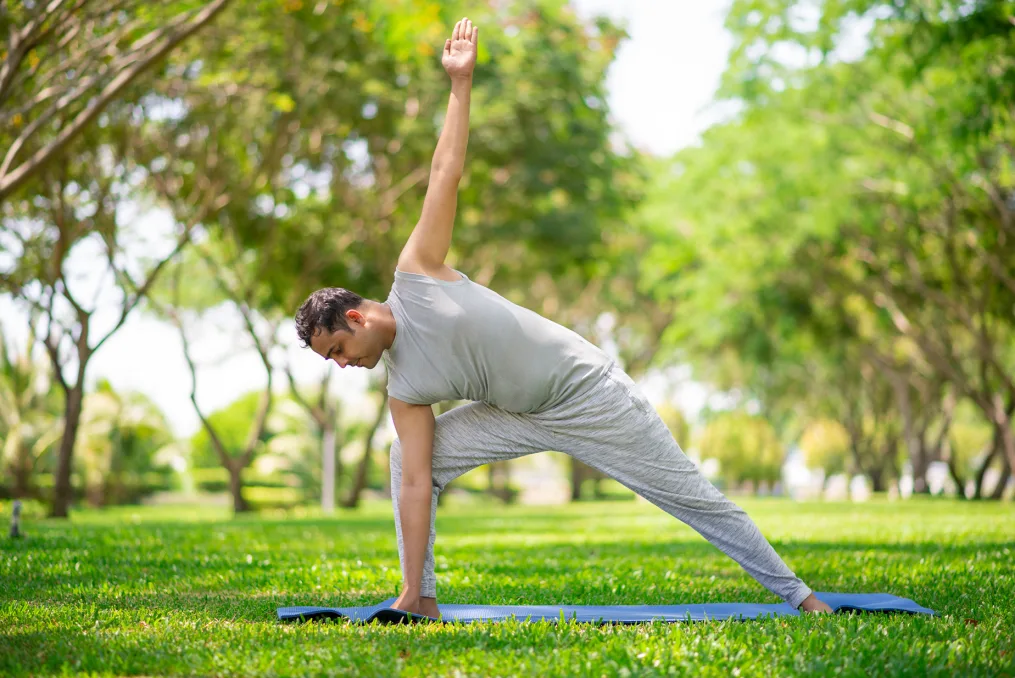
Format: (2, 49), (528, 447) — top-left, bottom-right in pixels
(277, 592), (934, 624)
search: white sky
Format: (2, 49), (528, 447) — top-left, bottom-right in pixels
(0, 0), (733, 437)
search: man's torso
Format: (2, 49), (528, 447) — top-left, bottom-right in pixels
(382, 269), (613, 413)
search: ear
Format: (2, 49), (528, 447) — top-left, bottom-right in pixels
(346, 308), (366, 326)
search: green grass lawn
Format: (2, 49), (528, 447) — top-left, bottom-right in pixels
(2, 496), (1013, 677)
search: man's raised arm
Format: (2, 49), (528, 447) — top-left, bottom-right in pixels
(398, 18), (478, 276)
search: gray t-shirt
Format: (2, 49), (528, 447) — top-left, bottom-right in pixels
(382, 269), (614, 413)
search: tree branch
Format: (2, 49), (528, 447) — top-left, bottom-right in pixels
(0, 0), (232, 201)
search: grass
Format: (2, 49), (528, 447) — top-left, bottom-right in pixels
(1, 496), (1013, 677)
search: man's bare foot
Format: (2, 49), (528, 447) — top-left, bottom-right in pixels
(419, 596), (441, 619)
(799, 593), (833, 614)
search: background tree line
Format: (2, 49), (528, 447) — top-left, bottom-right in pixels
(1, 0), (1011, 516)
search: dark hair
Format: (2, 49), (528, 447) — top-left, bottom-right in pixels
(294, 287), (365, 348)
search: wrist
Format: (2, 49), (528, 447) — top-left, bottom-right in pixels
(450, 74), (473, 87)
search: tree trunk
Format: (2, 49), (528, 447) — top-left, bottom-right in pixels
(989, 452), (1011, 500)
(570, 458), (585, 501)
(973, 443), (1000, 500)
(997, 407), (1015, 477)
(50, 384), (84, 518)
(894, 377), (927, 493)
(321, 424), (336, 513)
(989, 422), (1012, 500)
(487, 461), (512, 503)
(944, 438), (969, 499)
(946, 459), (968, 499)
(228, 464), (249, 513)
(913, 437), (930, 494)
(12, 463), (32, 499)
(869, 466), (885, 493)
(343, 443), (372, 509)
(12, 440), (33, 499)
(342, 389), (389, 509)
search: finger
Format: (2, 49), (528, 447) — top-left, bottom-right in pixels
(464, 18), (472, 41)
(444, 38), (451, 55)
(452, 19), (461, 41)
(471, 25), (478, 45)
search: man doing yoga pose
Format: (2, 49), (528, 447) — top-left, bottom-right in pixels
(295, 18), (832, 618)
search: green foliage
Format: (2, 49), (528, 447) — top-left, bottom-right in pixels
(642, 0), (1015, 491)
(140, 0), (637, 316)
(799, 419), (851, 476)
(0, 328), (62, 499)
(189, 391), (272, 468)
(75, 380), (177, 505)
(654, 402), (691, 447)
(1, 499), (1013, 675)
(696, 412), (784, 489)
(948, 401), (995, 473)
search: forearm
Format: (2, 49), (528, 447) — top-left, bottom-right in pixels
(431, 77), (472, 177)
(398, 481), (433, 594)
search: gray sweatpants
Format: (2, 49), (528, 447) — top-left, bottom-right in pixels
(389, 363), (813, 608)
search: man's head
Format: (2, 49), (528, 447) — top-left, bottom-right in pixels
(295, 287), (390, 370)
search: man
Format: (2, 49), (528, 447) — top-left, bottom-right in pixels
(295, 18), (832, 619)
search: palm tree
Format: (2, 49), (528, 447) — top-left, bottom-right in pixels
(0, 326), (63, 499)
(76, 380), (176, 506)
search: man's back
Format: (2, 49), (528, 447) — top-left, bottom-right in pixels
(383, 268), (613, 412)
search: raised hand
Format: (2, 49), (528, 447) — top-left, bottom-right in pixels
(442, 17), (478, 80)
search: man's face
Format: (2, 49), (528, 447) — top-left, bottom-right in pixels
(309, 310), (383, 370)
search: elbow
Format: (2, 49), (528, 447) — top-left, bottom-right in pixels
(430, 164), (463, 183)
(401, 476), (433, 493)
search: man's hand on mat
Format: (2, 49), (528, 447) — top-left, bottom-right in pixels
(799, 593), (833, 614)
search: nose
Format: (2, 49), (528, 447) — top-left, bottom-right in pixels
(336, 357), (350, 369)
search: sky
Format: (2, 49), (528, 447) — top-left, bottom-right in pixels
(0, 0), (735, 438)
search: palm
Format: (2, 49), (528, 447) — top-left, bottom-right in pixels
(442, 18), (478, 78)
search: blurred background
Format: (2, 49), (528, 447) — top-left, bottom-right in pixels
(1, 0), (1012, 521)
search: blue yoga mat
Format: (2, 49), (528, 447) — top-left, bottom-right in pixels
(277, 592), (934, 624)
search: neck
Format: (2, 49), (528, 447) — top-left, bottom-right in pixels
(367, 300), (397, 350)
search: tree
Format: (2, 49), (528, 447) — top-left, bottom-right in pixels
(0, 322), (62, 498)
(160, 243), (277, 514)
(0, 113), (212, 517)
(944, 399), (998, 498)
(799, 418), (851, 480)
(639, 0), (1014, 498)
(655, 402), (691, 448)
(696, 412), (784, 492)
(340, 375), (389, 509)
(0, 0), (231, 202)
(282, 370), (343, 512)
(76, 379), (175, 506)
